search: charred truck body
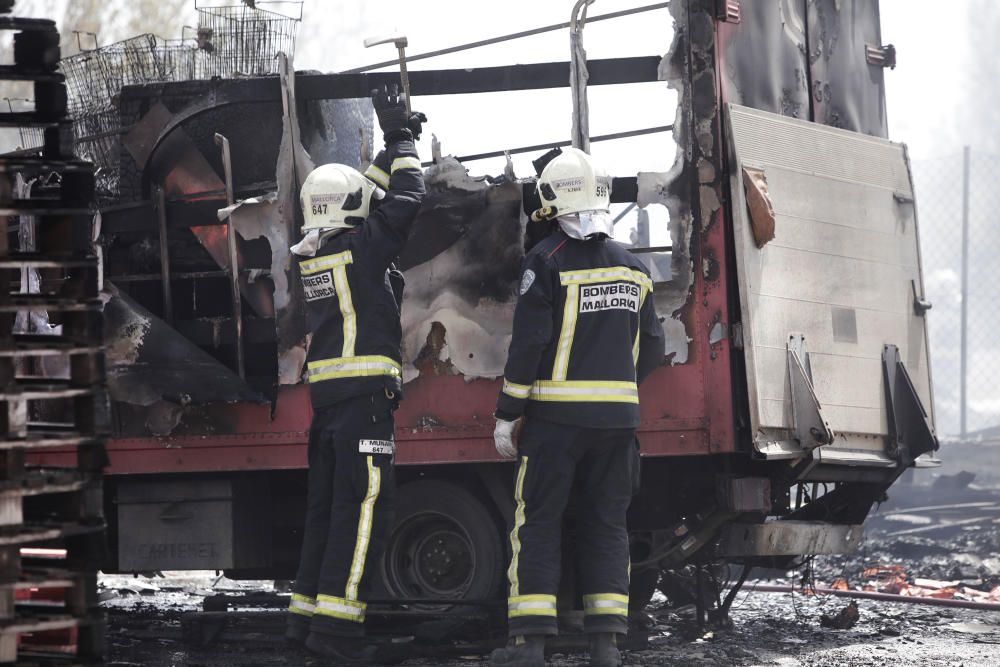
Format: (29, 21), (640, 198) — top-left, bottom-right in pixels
(28, 0), (938, 613)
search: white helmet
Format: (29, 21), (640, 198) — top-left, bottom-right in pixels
(299, 163), (382, 232)
(536, 147), (611, 218)
(535, 147), (613, 239)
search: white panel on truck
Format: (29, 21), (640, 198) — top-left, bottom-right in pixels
(726, 103), (934, 467)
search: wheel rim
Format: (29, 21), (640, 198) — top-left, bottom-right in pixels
(382, 511), (477, 602)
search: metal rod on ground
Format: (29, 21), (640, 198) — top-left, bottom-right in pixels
(154, 186), (173, 324)
(422, 124), (673, 167)
(753, 584), (1000, 612)
(342, 2), (670, 74)
(960, 145), (970, 438)
(214, 132), (245, 379)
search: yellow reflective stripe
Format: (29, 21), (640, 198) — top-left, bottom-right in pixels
(331, 265), (356, 357)
(583, 593), (629, 616)
(300, 250), (354, 275)
(306, 355), (401, 383)
(508, 594), (558, 618)
(315, 594), (366, 622)
(633, 330), (641, 366)
(507, 456), (529, 597)
(288, 592), (316, 616)
(502, 379), (532, 400)
(530, 380), (638, 404)
(364, 164), (389, 189)
(346, 456), (381, 601)
(391, 156), (422, 173)
(559, 266), (653, 291)
(552, 284), (579, 381)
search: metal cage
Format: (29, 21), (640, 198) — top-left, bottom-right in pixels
(59, 34), (168, 116)
(195, 1), (302, 78)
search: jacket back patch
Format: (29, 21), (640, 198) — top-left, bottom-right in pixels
(579, 282), (641, 313)
(302, 271), (337, 301)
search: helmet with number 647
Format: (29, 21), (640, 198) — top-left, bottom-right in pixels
(299, 163), (382, 232)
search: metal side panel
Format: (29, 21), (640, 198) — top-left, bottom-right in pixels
(726, 103), (933, 466)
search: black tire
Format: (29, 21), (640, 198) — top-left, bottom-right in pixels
(375, 479), (505, 604)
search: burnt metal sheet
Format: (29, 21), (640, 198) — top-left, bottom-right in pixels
(718, 0), (811, 121)
(103, 284), (262, 408)
(399, 159), (523, 382)
(718, 0), (888, 137)
(807, 0), (889, 138)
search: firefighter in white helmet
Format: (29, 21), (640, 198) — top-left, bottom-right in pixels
(285, 84), (425, 663)
(491, 147), (665, 667)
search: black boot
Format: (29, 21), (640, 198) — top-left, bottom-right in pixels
(488, 634), (546, 667)
(284, 621), (309, 646)
(588, 632), (622, 667)
(305, 632), (379, 663)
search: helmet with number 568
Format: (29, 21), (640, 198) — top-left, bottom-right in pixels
(299, 163), (381, 232)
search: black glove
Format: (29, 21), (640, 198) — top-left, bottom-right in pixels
(406, 111), (427, 141)
(371, 84), (427, 143)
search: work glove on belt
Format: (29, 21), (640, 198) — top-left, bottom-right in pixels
(372, 83), (427, 144)
(494, 417), (520, 459)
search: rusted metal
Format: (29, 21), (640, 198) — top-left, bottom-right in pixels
(717, 521), (862, 557)
(213, 132), (244, 379)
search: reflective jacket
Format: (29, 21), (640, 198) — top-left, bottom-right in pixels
(496, 230), (665, 428)
(297, 140), (424, 411)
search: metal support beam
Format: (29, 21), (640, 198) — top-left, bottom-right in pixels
(717, 521), (863, 557)
(960, 145), (970, 438)
(124, 56), (664, 105)
(214, 133), (244, 380)
(342, 3), (670, 74)
(154, 186), (172, 324)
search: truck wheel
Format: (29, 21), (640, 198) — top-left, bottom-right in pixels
(378, 480), (505, 604)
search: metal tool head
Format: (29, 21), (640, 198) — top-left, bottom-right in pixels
(364, 34), (408, 49)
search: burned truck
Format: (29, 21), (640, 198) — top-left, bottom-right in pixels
(29, 0), (938, 616)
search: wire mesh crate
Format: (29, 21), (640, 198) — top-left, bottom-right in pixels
(195, 1), (302, 78)
(4, 98), (43, 149)
(157, 37), (202, 83)
(72, 108), (121, 197)
(60, 34), (168, 116)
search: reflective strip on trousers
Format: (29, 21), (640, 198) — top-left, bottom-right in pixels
(345, 456), (381, 601)
(529, 380), (639, 404)
(583, 593), (629, 616)
(300, 250), (354, 275)
(552, 284), (579, 381)
(306, 355), (402, 383)
(502, 378), (531, 400)
(508, 594), (557, 618)
(507, 457), (529, 597)
(315, 594), (367, 623)
(364, 164), (389, 189)
(288, 593), (316, 617)
(391, 156), (422, 173)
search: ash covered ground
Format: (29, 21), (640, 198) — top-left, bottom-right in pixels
(106, 445), (1000, 666)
